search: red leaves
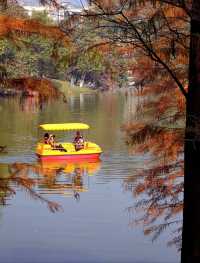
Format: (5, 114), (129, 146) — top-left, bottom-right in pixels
(0, 15), (69, 42)
(6, 78), (61, 100)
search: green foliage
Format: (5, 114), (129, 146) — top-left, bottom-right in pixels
(0, 5), (130, 89)
(31, 11), (55, 25)
(69, 16), (130, 87)
(0, 33), (70, 79)
(0, 39), (16, 78)
(77, 50), (106, 72)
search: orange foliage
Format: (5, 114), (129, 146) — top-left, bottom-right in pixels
(88, 0), (187, 249)
(0, 15), (69, 43)
(124, 158), (183, 247)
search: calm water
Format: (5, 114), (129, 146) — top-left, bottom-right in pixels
(0, 92), (179, 263)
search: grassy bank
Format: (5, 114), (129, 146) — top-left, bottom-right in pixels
(51, 79), (97, 97)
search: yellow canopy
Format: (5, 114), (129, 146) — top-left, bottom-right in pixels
(39, 123), (90, 131)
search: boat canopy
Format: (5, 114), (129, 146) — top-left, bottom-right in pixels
(39, 123), (90, 131)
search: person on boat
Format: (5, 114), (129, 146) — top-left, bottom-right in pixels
(48, 134), (56, 147)
(48, 134), (67, 152)
(44, 133), (49, 144)
(73, 131), (84, 151)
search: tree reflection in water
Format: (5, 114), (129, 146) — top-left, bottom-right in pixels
(0, 160), (101, 210)
(123, 162), (183, 251)
(0, 163), (62, 212)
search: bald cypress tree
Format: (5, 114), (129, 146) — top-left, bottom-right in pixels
(83, 1), (200, 261)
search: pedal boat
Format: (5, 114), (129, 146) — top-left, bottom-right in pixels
(36, 123), (102, 161)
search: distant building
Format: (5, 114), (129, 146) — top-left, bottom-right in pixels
(23, 5), (47, 16)
(23, 2), (83, 22)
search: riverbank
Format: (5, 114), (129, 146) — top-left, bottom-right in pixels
(0, 78), (97, 99)
(51, 79), (97, 97)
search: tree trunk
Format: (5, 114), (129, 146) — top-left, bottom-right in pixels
(70, 76), (75, 87)
(182, 1), (200, 262)
(79, 73), (86, 87)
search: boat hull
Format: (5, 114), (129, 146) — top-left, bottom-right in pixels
(36, 141), (102, 161)
(37, 153), (101, 161)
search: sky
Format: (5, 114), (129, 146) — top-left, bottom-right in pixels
(20, 0), (86, 7)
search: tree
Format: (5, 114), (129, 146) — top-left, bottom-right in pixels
(0, 0), (72, 99)
(81, 0), (200, 262)
(182, 1), (200, 262)
(123, 161), (183, 250)
(62, 16), (130, 89)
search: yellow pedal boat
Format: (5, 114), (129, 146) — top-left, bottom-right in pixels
(36, 123), (102, 161)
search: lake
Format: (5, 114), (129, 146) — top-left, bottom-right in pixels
(0, 91), (179, 263)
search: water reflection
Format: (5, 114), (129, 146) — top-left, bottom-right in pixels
(0, 94), (179, 262)
(0, 163), (62, 212)
(19, 94), (40, 113)
(0, 160), (101, 209)
(37, 160), (101, 199)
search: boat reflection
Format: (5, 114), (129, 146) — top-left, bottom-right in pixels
(0, 160), (101, 209)
(37, 159), (101, 199)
